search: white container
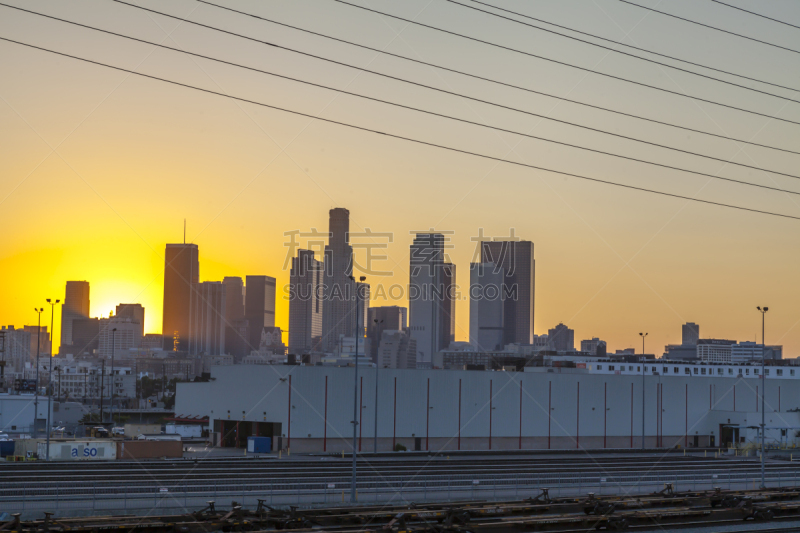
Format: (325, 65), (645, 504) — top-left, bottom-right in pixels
(37, 440), (117, 461)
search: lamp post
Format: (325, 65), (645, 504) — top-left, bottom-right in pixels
(45, 298), (59, 461)
(33, 307), (44, 435)
(757, 306), (768, 488)
(639, 332), (648, 450)
(349, 275), (366, 503)
(373, 318), (383, 453)
(110, 328), (117, 428)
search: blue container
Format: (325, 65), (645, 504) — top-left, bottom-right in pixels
(0, 441), (14, 458)
(247, 436), (271, 454)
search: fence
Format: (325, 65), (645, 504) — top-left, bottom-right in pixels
(3, 467), (800, 517)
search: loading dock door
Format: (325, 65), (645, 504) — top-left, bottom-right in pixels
(215, 421), (282, 448)
(720, 425), (739, 448)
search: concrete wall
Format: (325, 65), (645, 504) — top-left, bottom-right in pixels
(175, 366), (800, 452)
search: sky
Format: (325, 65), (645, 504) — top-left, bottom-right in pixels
(1, 0), (799, 355)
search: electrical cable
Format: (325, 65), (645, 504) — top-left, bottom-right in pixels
(447, 0), (800, 101)
(194, 0), (800, 155)
(710, 0), (800, 31)
(2, 36), (799, 221)
(619, 0), (800, 55)
(5, 2), (797, 186)
(328, 0), (800, 125)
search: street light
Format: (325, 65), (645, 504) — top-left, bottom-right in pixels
(45, 298), (59, 461)
(639, 332), (648, 450)
(348, 275), (366, 503)
(33, 307), (44, 436)
(373, 318), (384, 454)
(757, 306), (768, 488)
(110, 328), (117, 428)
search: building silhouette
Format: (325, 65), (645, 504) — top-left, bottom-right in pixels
(469, 262), (505, 352)
(367, 306), (407, 361)
(244, 275), (276, 352)
(61, 280), (90, 354)
(189, 281), (226, 356)
(321, 208), (356, 352)
(288, 249), (324, 355)
(222, 276), (246, 358)
(481, 240), (535, 345)
(162, 243), (199, 352)
(682, 322), (700, 345)
(116, 303), (144, 339)
(548, 322), (575, 352)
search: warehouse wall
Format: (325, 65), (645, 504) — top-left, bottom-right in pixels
(175, 366), (800, 452)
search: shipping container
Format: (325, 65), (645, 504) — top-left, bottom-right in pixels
(37, 440), (117, 461)
(247, 436), (271, 454)
(0, 441), (14, 457)
(117, 440), (183, 459)
(124, 423), (161, 438)
(165, 423), (202, 439)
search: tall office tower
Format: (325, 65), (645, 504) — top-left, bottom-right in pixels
(1, 326), (32, 373)
(439, 263), (456, 349)
(244, 276), (276, 351)
(23, 325), (49, 358)
(188, 281), (226, 356)
(481, 240), (535, 345)
(682, 322), (700, 345)
(116, 304), (145, 339)
(377, 330), (417, 369)
(548, 322), (575, 352)
(222, 277), (245, 357)
(288, 249), (324, 355)
(408, 233), (452, 366)
(61, 280), (90, 352)
(71, 318), (100, 356)
(98, 317), (142, 357)
(469, 262), (506, 352)
(162, 243), (199, 352)
(367, 306), (407, 360)
(322, 208), (356, 352)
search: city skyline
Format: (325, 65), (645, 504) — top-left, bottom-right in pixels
(2, 0), (799, 358)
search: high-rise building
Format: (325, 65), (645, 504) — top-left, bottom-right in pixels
(23, 325), (49, 359)
(98, 317), (142, 358)
(70, 318), (99, 356)
(162, 243), (199, 352)
(188, 281), (226, 356)
(222, 277), (246, 357)
(61, 281), (90, 353)
(439, 263), (456, 350)
(408, 233), (452, 366)
(682, 322), (700, 345)
(244, 275), (276, 352)
(288, 250), (324, 355)
(1, 326), (32, 373)
(367, 306), (407, 361)
(116, 304), (145, 339)
(548, 323), (575, 352)
(322, 208), (356, 352)
(377, 330), (417, 369)
(580, 337), (604, 355)
(481, 240), (535, 345)
(469, 262), (505, 352)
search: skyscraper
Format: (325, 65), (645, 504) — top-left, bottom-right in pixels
(439, 263), (456, 349)
(481, 240), (535, 345)
(188, 281), (226, 356)
(469, 262), (506, 352)
(23, 325), (49, 358)
(288, 249), (324, 354)
(408, 233), (452, 366)
(98, 316), (142, 357)
(162, 243), (199, 352)
(322, 208), (356, 352)
(682, 322), (700, 345)
(61, 280), (90, 353)
(244, 275), (276, 352)
(548, 323), (575, 352)
(367, 306), (407, 360)
(116, 303), (145, 339)
(222, 276), (246, 357)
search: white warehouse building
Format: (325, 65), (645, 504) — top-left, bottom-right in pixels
(175, 363), (800, 453)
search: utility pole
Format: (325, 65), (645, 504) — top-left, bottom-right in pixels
(99, 359), (105, 425)
(110, 328), (117, 427)
(33, 307), (43, 435)
(639, 332), (648, 450)
(349, 275), (366, 503)
(45, 298), (59, 461)
(757, 306), (768, 488)
(374, 318), (383, 454)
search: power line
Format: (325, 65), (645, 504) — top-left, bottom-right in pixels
(10, 3), (795, 186)
(329, 0), (800, 126)
(2, 36), (799, 222)
(195, 0), (800, 156)
(711, 0), (800, 31)
(448, 0), (800, 100)
(619, 0), (800, 55)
